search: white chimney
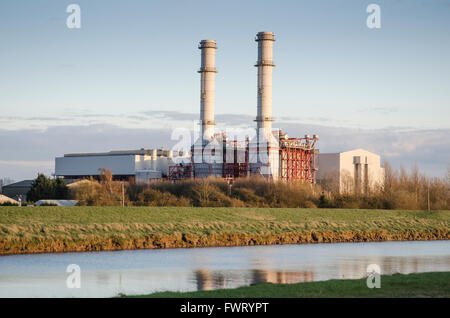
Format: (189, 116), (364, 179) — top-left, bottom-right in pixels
(198, 40), (217, 140)
(255, 32), (275, 136)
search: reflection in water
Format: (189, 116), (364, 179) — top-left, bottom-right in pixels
(251, 269), (314, 285)
(0, 240), (448, 297)
(194, 269), (314, 291)
(95, 272), (110, 286)
(337, 255), (450, 279)
(195, 269), (215, 291)
(190, 254), (450, 291)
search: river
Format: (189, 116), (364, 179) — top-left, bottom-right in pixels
(0, 240), (449, 297)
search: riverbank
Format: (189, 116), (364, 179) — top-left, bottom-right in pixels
(0, 207), (448, 255)
(127, 272), (450, 298)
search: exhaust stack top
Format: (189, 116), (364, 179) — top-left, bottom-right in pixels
(255, 32), (275, 135)
(198, 40), (217, 140)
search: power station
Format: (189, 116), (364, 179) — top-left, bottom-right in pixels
(56, 31), (319, 183)
(168, 31), (319, 182)
(55, 31), (387, 189)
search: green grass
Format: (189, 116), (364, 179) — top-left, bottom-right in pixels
(127, 272), (450, 298)
(0, 207), (448, 254)
(0, 206), (448, 236)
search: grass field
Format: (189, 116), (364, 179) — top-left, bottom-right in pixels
(0, 206), (448, 254)
(128, 272), (450, 298)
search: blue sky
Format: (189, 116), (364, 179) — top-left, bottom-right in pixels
(0, 0), (449, 179)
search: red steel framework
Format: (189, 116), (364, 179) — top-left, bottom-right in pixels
(279, 136), (318, 184)
(168, 164), (192, 181)
(168, 134), (318, 183)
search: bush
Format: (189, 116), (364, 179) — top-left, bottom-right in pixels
(303, 200), (317, 208)
(73, 179), (102, 206)
(231, 188), (264, 207)
(192, 180), (233, 207)
(136, 188), (190, 207)
(331, 195), (361, 209)
(38, 202), (58, 207)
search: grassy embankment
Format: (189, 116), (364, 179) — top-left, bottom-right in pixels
(128, 272), (450, 298)
(0, 206), (448, 255)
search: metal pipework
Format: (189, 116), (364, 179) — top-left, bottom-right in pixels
(254, 32), (275, 134)
(198, 40), (217, 140)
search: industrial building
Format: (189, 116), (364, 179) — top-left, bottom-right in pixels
(316, 149), (385, 194)
(55, 148), (188, 182)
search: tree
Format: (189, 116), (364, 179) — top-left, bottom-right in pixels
(55, 178), (69, 199)
(27, 174), (69, 202)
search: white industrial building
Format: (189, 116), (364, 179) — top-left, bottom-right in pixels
(55, 148), (188, 182)
(317, 149), (385, 194)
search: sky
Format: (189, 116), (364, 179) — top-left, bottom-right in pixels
(0, 0), (449, 180)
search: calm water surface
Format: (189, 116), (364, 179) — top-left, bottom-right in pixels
(0, 240), (449, 297)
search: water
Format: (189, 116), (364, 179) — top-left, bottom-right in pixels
(0, 240), (449, 297)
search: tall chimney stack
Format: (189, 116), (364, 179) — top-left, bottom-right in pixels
(198, 40), (217, 140)
(255, 32), (275, 136)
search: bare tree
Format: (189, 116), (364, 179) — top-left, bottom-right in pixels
(193, 179), (213, 206)
(447, 165), (450, 185)
(340, 170), (354, 195)
(382, 160), (396, 196)
(410, 163), (420, 204)
(317, 169), (340, 194)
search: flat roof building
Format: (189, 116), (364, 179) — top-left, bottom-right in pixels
(55, 148), (189, 183)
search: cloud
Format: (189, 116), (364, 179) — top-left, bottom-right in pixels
(140, 111), (198, 121)
(216, 114), (255, 126)
(0, 115), (449, 180)
(0, 160), (54, 181)
(279, 116), (332, 122)
(276, 121), (450, 177)
(138, 111), (255, 127)
(0, 111), (200, 131)
(359, 106), (399, 114)
(0, 160), (53, 167)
